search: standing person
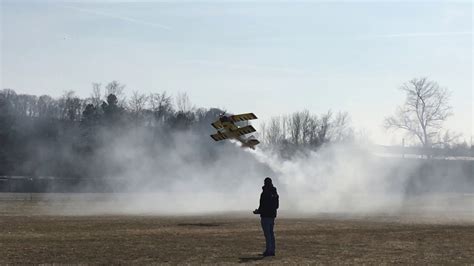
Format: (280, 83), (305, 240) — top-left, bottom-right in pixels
(253, 177), (279, 257)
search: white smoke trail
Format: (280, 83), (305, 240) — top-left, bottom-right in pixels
(247, 144), (415, 214)
(44, 128), (472, 219)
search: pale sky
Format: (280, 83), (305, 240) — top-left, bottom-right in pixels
(1, 0), (472, 145)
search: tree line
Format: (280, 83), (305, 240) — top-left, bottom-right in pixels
(0, 81), (224, 177)
(259, 110), (353, 158)
(0, 81), (355, 178)
(0, 78), (472, 178)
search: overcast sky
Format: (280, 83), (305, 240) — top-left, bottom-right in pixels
(1, 0), (472, 145)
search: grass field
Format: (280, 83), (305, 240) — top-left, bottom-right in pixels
(1, 196), (473, 264)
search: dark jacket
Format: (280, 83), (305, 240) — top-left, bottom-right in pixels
(257, 185), (279, 218)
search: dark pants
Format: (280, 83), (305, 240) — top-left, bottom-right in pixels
(260, 217), (275, 254)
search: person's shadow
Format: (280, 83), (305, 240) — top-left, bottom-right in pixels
(238, 255), (264, 263)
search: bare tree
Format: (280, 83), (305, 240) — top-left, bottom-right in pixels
(288, 112), (303, 145)
(299, 110), (312, 144)
(176, 92), (194, 113)
(127, 91), (149, 125)
(385, 77), (453, 148)
(129, 91), (148, 114)
(149, 92), (173, 124)
(317, 111), (331, 144)
(264, 116), (285, 146)
(327, 111), (353, 142)
(64, 91), (83, 121)
(105, 81), (126, 105)
(261, 110), (352, 151)
(38, 95), (55, 118)
(90, 83), (102, 107)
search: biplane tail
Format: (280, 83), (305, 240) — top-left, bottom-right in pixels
(242, 138), (260, 150)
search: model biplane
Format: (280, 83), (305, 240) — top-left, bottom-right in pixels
(210, 113), (260, 150)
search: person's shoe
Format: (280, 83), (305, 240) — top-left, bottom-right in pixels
(263, 252), (275, 257)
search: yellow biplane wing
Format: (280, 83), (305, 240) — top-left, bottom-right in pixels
(210, 125), (256, 141)
(210, 132), (229, 141)
(212, 120), (238, 130)
(234, 125), (256, 136)
(229, 113), (257, 123)
(211, 121), (223, 129)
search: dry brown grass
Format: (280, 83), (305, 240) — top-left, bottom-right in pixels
(0, 199), (473, 264)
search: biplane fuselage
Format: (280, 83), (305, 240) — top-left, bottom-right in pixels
(210, 113), (260, 150)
